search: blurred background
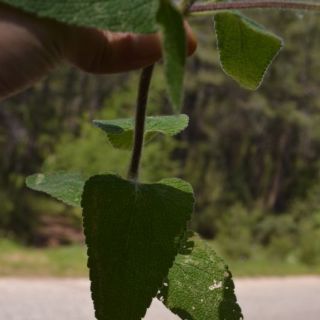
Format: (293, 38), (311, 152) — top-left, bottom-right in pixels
(1, 10), (320, 278)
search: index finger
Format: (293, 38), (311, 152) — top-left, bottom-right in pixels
(63, 23), (197, 74)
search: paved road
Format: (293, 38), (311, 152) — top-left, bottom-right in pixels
(0, 277), (320, 319)
(236, 277), (320, 320)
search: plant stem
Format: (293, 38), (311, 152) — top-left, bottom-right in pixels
(128, 64), (155, 181)
(189, 1), (320, 15)
(180, 0), (198, 14)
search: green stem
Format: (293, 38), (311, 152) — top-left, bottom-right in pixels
(127, 64), (155, 181)
(189, 1), (320, 15)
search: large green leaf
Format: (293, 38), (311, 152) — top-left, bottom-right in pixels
(82, 174), (194, 320)
(215, 12), (283, 90)
(93, 114), (189, 150)
(157, 0), (186, 110)
(160, 236), (243, 320)
(26, 172), (86, 207)
(2, 0), (159, 33)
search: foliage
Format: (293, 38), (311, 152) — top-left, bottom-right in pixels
(2, 0), (159, 33)
(3, 1), (320, 320)
(82, 174), (194, 320)
(93, 114), (189, 149)
(214, 12), (282, 89)
(161, 235), (242, 320)
(26, 172), (86, 207)
(215, 205), (261, 259)
(40, 76), (181, 182)
(157, 0), (186, 109)
(0, 68), (128, 243)
(184, 12), (320, 245)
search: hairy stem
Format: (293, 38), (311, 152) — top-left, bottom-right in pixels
(128, 64), (155, 181)
(189, 1), (320, 14)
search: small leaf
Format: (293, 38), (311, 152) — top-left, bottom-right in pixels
(82, 174), (194, 320)
(215, 12), (283, 90)
(2, 0), (159, 33)
(160, 236), (243, 320)
(157, 0), (187, 110)
(93, 114), (189, 150)
(26, 172), (85, 207)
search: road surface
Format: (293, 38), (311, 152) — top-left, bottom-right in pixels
(0, 277), (319, 319)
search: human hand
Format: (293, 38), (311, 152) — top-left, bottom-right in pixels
(0, 3), (197, 101)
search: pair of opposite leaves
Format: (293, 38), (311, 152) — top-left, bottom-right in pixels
(27, 114), (242, 320)
(3, 0), (282, 110)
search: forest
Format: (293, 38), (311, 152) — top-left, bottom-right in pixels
(1, 9), (320, 267)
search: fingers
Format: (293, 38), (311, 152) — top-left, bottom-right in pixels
(63, 28), (162, 74)
(0, 3), (64, 100)
(0, 2), (198, 101)
(63, 23), (197, 74)
(185, 22), (198, 56)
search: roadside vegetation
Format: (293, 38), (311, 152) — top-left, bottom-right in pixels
(2, 238), (320, 278)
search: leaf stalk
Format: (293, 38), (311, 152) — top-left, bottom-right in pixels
(128, 64), (155, 181)
(189, 1), (320, 15)
(180, 0), (198, 14)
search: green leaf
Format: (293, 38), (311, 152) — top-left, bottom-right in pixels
(93, 114), (189, 150)
(160, 236), (243, 320)
(82, 174), (194, 320)
(157, 0), (186, 110)
(2, 0), (159, 33)
(214, 12), (283, 90)
(26, 172), (85, 207)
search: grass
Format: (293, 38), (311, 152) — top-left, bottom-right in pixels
(208, 241), (320, 278)
(0, 238), (88, 277)
(1, 238), (320, 277)
(228, 257), (320, 277)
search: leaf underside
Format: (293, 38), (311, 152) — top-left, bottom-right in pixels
(93, 114), (189, 150)
(215, 12), (283, 90)
(161, 236), (243, 320)
(26, 172), (86, 207)
(157, 0), (187, 111)
(81, 174), (194, 320)
(2, 0), (159, 33)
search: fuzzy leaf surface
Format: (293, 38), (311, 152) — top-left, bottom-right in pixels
(26, 172), (86, 207)
(82, 174), (194, 320)
(215, 12), (282, 90)
(157, 0), (186, 110)
(160, 236), (243, 320)
(93, 114), (189, 149)
(2, 0), (159, 33)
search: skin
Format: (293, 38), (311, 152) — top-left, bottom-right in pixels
(0, 3), (197, 101)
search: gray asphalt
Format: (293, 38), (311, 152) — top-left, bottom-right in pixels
(0, 277), (319, 319)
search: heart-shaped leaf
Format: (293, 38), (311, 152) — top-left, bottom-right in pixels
(26, 172), (86, 207)
(160, 236), (243, 320)
(82, 174), (194, 320)
(93, 114), (189, 150)
(215, 12), (283, 90)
